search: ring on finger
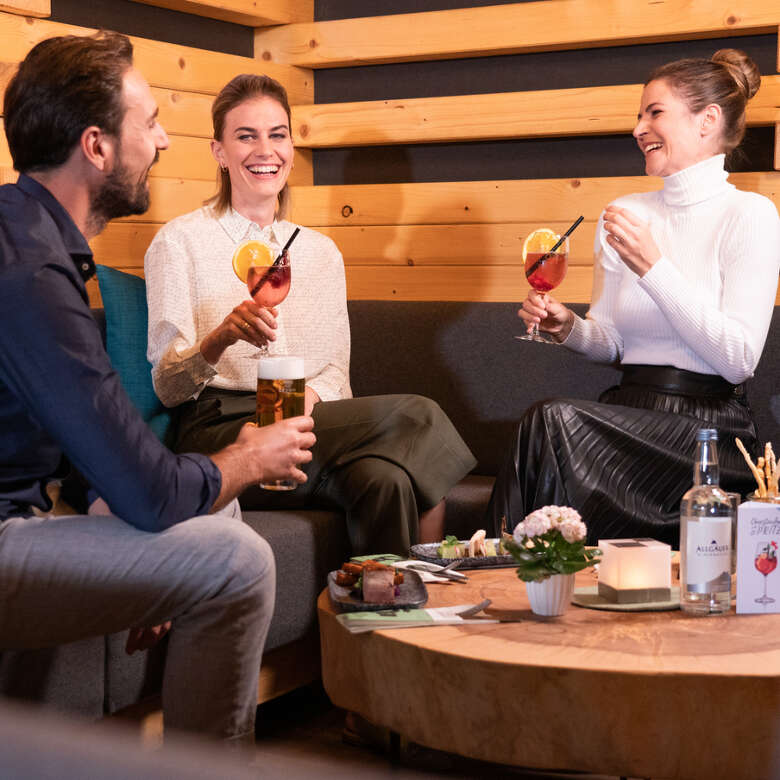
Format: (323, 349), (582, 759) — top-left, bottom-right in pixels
(240, 321), (251, 331)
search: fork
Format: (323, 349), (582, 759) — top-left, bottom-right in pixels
(407, 562), (468, 581)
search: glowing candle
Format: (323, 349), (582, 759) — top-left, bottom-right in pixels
(598, 538), (672, 604)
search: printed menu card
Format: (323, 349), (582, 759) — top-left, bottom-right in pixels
(736, 500), (780, 614)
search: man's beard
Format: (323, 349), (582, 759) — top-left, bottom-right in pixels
(88, 151), (156, 233)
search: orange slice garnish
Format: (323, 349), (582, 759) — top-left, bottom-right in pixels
(231, 239), (274, 283)
(521, 228), (560, 263)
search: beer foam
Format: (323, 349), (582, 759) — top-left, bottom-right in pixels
(257, 355), (305, 380)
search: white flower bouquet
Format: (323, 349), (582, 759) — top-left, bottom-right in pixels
(504, 506), (601, 582)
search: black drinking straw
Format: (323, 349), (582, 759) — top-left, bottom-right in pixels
(249, 228), (301, 298)
(526, 215), (584, 278)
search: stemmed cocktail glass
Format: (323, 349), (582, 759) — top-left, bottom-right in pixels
(516, 216), (583, 343)
(231, 227), (299, 356)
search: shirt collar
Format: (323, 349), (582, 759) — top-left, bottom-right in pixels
(215, 206), (294, 253)
(15, 174), (95, 281)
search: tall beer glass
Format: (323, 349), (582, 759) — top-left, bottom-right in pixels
(256, 355), (305, 490)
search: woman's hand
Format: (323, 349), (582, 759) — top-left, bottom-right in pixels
(200, 301), (277, 365)
(519, 290), (575, 342)
(602, 206), (661, 276)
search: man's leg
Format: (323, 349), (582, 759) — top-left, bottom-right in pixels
(0, 511), (274, 741)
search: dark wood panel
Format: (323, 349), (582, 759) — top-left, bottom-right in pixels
(315, 34), (778, 103)
(49, 0), (253, 56)
(315, 0), (525, 21)
(314, 127), (776, 186)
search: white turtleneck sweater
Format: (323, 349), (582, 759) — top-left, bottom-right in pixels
(564, 155), (780, 384)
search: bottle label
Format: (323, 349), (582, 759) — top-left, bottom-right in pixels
(684, 517), (731, 593)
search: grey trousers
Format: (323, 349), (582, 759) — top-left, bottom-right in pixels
(175, 393), (477, 556)
(0, 501), (274, 741)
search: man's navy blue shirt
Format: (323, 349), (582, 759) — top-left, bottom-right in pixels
(0, 175), (221, 528)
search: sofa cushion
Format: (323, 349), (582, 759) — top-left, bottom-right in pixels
(94, 265), (172, 443)
(347, 301), (623, 475)
(241, 509), (349, 651)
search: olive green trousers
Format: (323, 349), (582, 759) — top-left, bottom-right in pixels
(175, 390), (476, 556)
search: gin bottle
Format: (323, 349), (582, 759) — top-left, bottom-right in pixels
(679, 428), (733, 615)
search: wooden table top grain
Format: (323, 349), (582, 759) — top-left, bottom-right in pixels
(318, 567), (780, 779)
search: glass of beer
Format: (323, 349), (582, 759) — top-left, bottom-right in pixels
(256, 355), (305, 491)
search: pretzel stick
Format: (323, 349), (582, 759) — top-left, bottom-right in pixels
(736, 437), (766, 497)
(768, 443), (778, 497)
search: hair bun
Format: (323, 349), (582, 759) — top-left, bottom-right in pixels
(711, 48), (761, 100)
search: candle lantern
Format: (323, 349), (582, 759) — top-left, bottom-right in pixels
(598, 538), (672, 604)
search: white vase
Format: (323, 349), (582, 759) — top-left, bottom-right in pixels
(525, 573), (575, 616)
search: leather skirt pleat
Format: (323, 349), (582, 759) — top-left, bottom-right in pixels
(485, 374), (757, 548)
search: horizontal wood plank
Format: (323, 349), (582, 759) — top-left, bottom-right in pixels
(0, 0), (49, 16)
(255, 0), (780, 68)
(85, 263), (780, 307)
(0, 12), (312, 103)
(130, 0), (312, 26)
(3, 166), (774, 227)
(291, 77), (780, 148)
(289, 172), (780, 226)
(88, 219), (597, 271)
(344, 264), (593, 302)
(0, 123), (312, 185)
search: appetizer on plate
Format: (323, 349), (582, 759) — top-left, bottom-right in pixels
(334, 560), (404, 603)
(438, 529), (508, 559)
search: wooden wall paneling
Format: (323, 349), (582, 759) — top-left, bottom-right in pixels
(0, 0), (48, 17)
(0, 126), (309, 185)
(87, 219), (597, 274)
(344, 264), (595, 302)
(319, 222), (595, 267)
(0, 120), (9, 168)
(290, 77), (780, 148)
(130, 0), (312, 27)
(0, 12), (313, 104)
(152, 87), (213, 138)
(289, 173), (780, 227)
(3, 168), (766, 229)
(255, 0), (780, 68)
(90, 223), (161, 271)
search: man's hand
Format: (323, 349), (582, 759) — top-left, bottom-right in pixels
(125, 621), (171, 654)
(210, 416), (316, 511)
(304, 386), (320, 416)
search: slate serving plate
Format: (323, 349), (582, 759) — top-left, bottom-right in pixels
(410, 540), (516, 569)
(327, 568), (428, 613)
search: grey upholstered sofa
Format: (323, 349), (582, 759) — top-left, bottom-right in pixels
(1, 301), (778, 720)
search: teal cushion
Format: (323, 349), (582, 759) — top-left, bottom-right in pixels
(95, 265), (172, 443)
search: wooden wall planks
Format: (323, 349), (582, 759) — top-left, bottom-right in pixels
(0, 0), (48, 17)
(290, 77), (780, 148)
(255, 0), (780, 68)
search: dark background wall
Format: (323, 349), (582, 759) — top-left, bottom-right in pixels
(49, 0), (777, 185)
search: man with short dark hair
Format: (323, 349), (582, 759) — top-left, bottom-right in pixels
(0, 31), (315, 743)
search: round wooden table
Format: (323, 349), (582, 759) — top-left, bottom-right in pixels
(318, 567), (780, 779)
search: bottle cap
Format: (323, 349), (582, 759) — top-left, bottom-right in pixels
(696, 428), (718, 442)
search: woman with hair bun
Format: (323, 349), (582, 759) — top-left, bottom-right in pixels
(488, 49), (780, 546)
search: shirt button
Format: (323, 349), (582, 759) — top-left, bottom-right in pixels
(81, 263), (90, 271)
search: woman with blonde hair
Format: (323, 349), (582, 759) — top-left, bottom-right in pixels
(145, 74), (475, 555)
(488, 49), (780, 545)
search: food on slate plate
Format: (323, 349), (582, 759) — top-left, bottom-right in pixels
(437, 529), (508, 559)
(335, 560), (404, 602)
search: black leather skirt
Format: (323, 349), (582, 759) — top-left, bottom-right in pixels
(485, 365), (757, 548)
